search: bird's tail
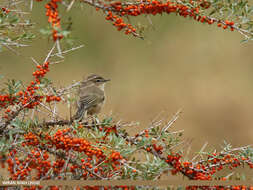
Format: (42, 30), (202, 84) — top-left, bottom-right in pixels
(72, 104), (86, 121)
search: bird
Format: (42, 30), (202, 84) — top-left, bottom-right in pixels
(72, 74), (110, 121)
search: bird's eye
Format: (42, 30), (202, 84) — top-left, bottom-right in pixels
(96, 79), (101, 82)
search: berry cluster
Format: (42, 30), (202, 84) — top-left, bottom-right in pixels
(36, 0), (63, 41)
(152, 143), (163, 154)
(32, 62), (50, 82)
(1, 7), (10, 14)
(100, 125), (118, 137)
(19, 128), (127, 180)
(1, 62), (61, 120)
(165, 152), (253, 188)
(101, 0), (235, 37)
(105, 11), (137, 36)
(107, 150), (123, 168)
(0, 95), (16, 109)
(6, 148), (49, 181)
(48, 128), (105, 158)
(46, 95), (61, 102)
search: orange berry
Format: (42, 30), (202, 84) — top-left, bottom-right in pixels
(225, 20), (230, 25)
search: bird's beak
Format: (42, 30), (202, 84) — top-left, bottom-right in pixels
(104, 79), (110, 82)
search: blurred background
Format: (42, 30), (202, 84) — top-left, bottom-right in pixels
(1, 2), (253, 153)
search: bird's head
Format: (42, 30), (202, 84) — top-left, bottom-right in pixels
(86, 74), (110, 89)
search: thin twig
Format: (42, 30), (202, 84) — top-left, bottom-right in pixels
(66, 0), (75, 12)
(56, 39), (63, 58)
(44, 42), (57, 63)
(162, 109), (182, 132)
(30, 57), (40, 66)
(50, 45), (84, 57)
(191, 142), (209, 162)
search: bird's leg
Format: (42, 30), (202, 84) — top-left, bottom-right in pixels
(82, 111), (89, 128)
(94, 115), (100, 125)
(91, 115), (99, 129)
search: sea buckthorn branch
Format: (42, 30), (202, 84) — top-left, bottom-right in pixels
(0, 43), (68, 135)
(36, 0), (64, 42)
(0, 77), (80, 134)
(2, 0), (253, 51)
(80, 0), (207, 38)
(7, 130), (107, 180)
(0, 61), (62, 136)
(193, 144), (253, 166)
(127, 133), (207, 180)
(42, 116), (207, 180)
(102, 116), (253, 184)
(4, 115), (172, 181)
(105, 11), (142, 38)
(132, 109), (182, 142)
(191, 147), (253, 172)
(78, 0), (253, 40)
(49, 44), (85, 59)
(41, 145), (105, 180)
(37, 119), (71, 128)
(0, 100), (34, 133)
(0, 1), (35, 52)
(133, 132), (253, 183)
(1, 106), (253, 189)
(16, 125), (132, 181)
(117, 112), (196, 179)
(24, 110), (253, 184)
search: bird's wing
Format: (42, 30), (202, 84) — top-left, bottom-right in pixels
(79, 94), (101, 110)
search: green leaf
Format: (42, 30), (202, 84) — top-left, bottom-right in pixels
(102, 117), (113, 126)
(6, 79), (22, 95)
(40, 28), (52, 35)
(9, 16), (19, 24)
(21, 33), (36, 40)
(240, 39), (249, 43)
(60, 30), (71, 37)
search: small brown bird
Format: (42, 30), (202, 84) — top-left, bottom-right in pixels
(72, 74), (110, 121)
